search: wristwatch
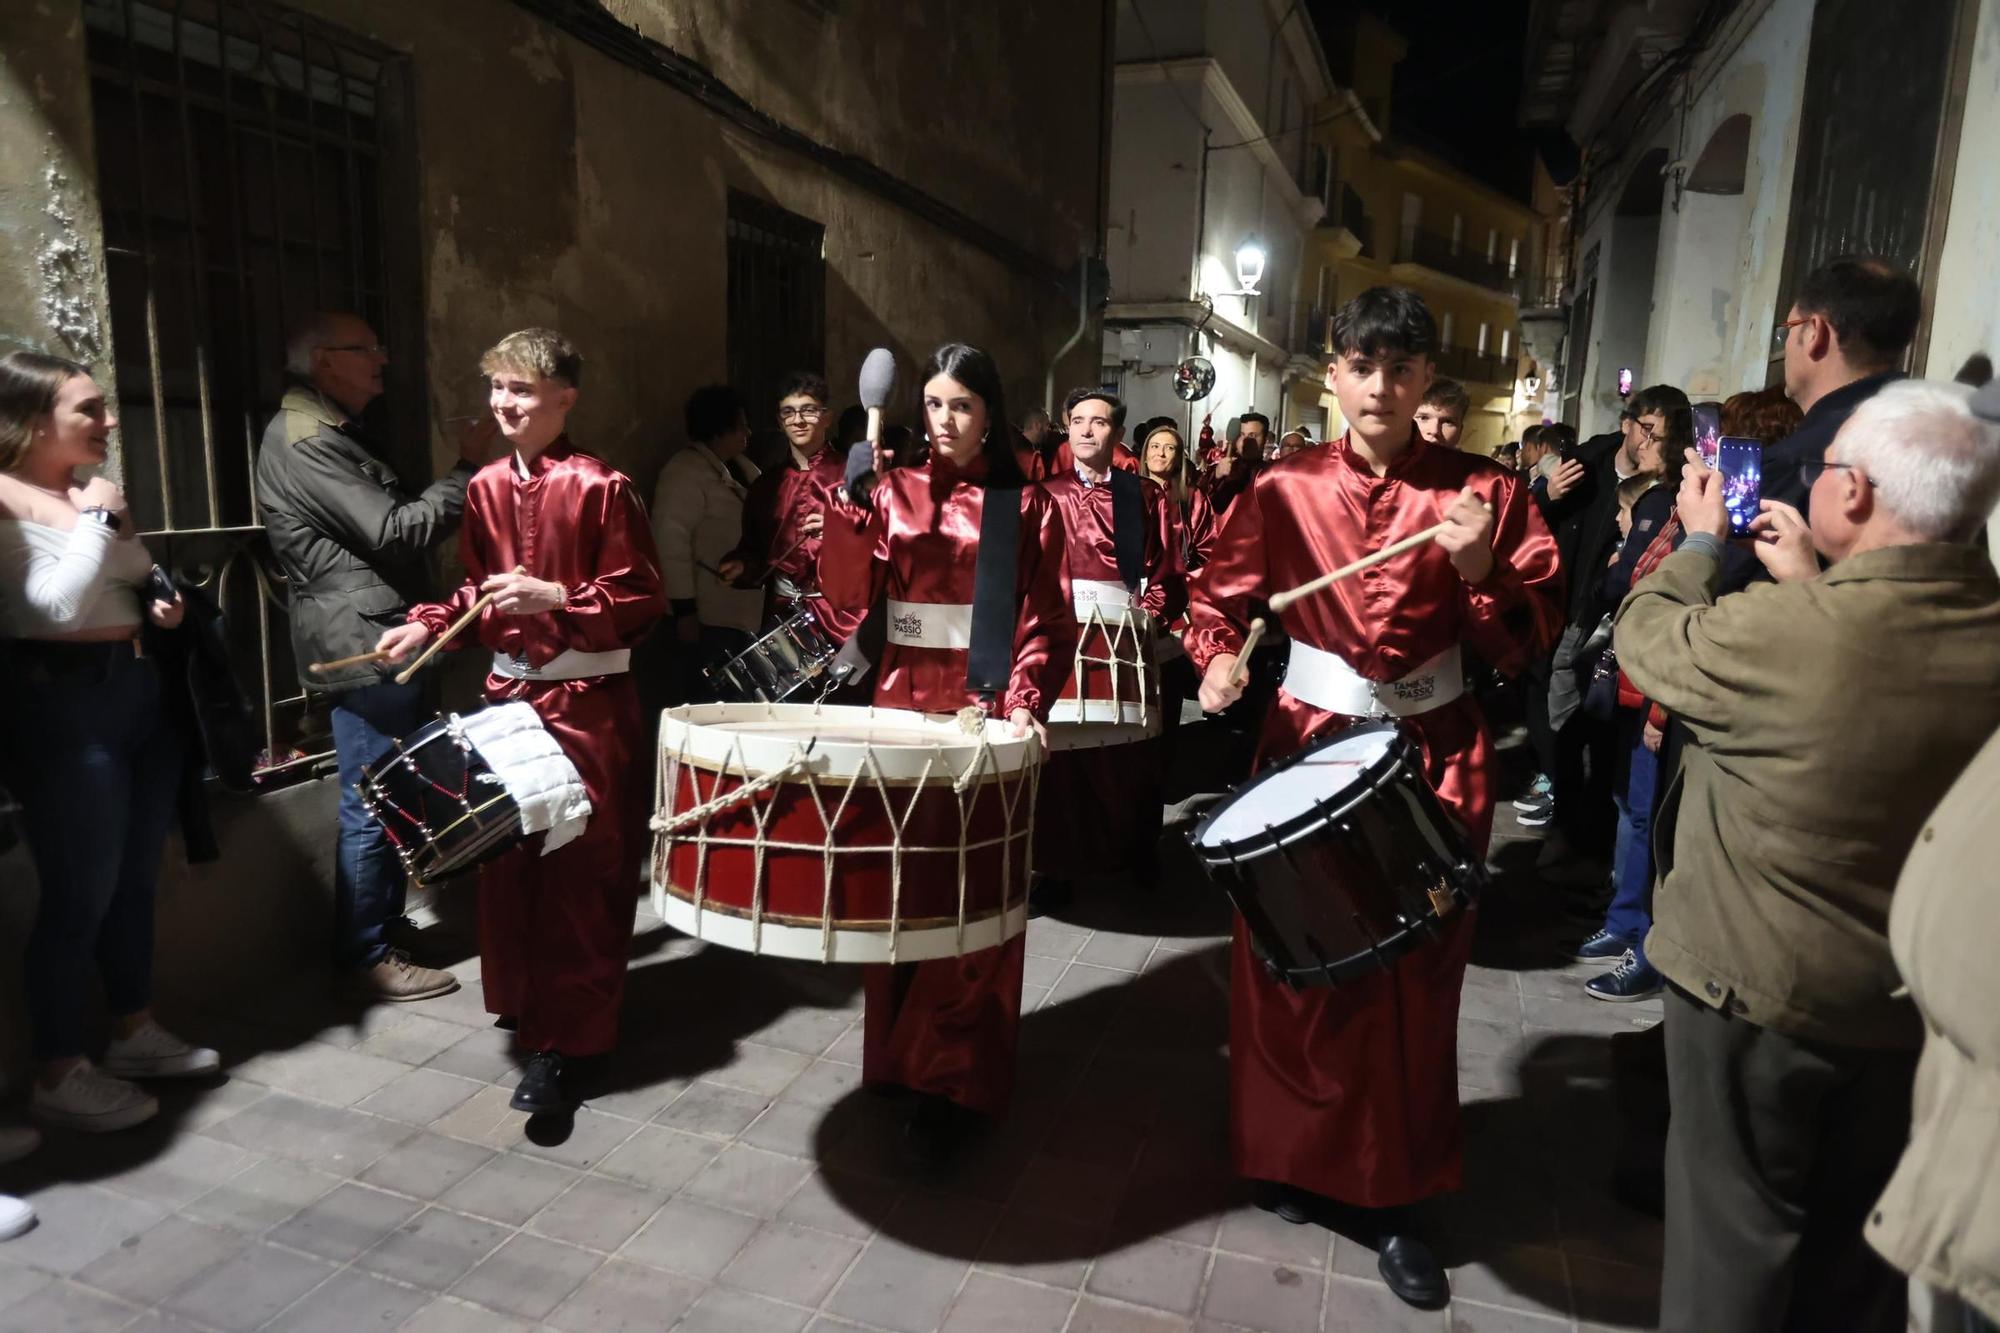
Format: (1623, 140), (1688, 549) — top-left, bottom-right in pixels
(80, 505), (123, 533)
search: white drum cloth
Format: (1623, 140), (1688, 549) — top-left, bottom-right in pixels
(450, 703), (592, 853)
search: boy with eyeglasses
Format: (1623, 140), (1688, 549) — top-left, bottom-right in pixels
(722, 372), (848, 627)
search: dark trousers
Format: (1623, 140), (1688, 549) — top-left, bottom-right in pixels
(1553, 707), (1617, 858)
(1604, 709), (1658, 958)
(329, 678), (429, 969)
(1523, 655), (1557, 781)
(1, 644), (183, 1061)
(1661, 986), (1916, 1333)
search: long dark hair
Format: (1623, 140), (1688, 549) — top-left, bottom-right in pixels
(918, 342), (1028, 487)
(0, 349), (91, 473)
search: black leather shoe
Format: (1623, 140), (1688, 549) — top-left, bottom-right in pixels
(1376, 1233), (1449, 1309)
(510, 1051), (567, 1115)
(1255, 1182), (1315, 1225)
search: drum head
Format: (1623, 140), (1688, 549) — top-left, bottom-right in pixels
(1191, 721), (1404, 854)
(659, 702), (1038, 780)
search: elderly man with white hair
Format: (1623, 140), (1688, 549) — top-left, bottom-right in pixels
(1612, 378), (2000, 1333)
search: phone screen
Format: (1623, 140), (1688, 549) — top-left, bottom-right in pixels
(1692, 404), (1720, 468)
(1617, 367), (1634, 398)
(1716, 437), (1763, 537)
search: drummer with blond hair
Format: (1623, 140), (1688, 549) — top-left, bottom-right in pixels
(378, 328), (665, 1121)
(817, 341), (1073, 1163)
(1188, 287), (1562, 1309)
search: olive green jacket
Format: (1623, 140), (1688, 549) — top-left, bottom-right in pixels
(1614, 542), (2000, 1049)
(1867, 724), (2000, 1323)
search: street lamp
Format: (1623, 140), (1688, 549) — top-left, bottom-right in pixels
(1234, 235), (1267, 295)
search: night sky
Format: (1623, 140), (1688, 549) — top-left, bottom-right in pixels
(1307, 0), (1539, 201)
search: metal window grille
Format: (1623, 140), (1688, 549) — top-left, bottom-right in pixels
(726, 192), (827, 461)
(83, 0), (420, 785)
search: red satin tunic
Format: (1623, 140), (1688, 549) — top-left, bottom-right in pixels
(408, 438), (667, 1056)
(1186, 432), (1563, 1206)
(817, 451), (1074, 1114)
(731, 446), (844, 589)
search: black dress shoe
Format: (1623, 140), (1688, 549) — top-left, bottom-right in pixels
(1376, 1233), (1450, 1309)
(510, 1051), (567, 1115)
(1254, 1182), (1315, 1225)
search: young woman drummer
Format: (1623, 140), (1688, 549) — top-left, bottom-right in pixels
(816, 342), (1074, 1161)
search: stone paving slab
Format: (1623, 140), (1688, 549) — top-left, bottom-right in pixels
(0, 742), (1664, 1332)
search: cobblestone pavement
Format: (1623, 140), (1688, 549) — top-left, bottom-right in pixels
(0, 731), (1666, 1332)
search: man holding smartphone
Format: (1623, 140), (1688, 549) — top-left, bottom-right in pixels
(257, 310), (497, 1002)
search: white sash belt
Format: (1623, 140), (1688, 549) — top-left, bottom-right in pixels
(1283, 640), (1463, 719)
(886, 600), (973, 650)
(1072, 578), (1145, 625)
(491, 647), (631, 681)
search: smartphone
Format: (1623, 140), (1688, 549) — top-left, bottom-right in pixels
(1716, 437), (1763, 537)
(1692, 403), (1721, 468)
(1617, 367), (1634, 398)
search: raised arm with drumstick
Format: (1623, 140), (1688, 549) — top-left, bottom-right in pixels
(1179, 286), (1562, 1311)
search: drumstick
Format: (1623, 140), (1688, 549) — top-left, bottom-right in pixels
(1228, 617), (1266, 686)
(1267, 503), (1491, 614)
(309, 649), (392, 675)
(393, 565), (526, 685)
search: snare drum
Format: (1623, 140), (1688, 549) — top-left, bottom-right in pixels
(1188, 721), (1485, 986)
(651, 703), (1040, 963)
(1050, 579), (1157, 736)
(704, 603), (837, 702)
(358, 704), (593, 886)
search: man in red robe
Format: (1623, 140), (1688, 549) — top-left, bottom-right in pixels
(379, 329), (665, 1119)
(1033, 388), (1185, 914)
(818, 343), (1073, 1162)
(1188, 288), (1562, 1308)
(721, 371), (845, 623)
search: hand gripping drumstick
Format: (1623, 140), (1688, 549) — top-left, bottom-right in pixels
(1228, 502), (1491, 685)
(393, 565), (526, 685)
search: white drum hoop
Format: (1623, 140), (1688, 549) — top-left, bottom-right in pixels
(649, 702), (1043, 963)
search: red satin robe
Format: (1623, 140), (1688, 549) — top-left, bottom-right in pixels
(408, 438), (666, 1058)
(1037, 468), (1185, 879)
(729, 445), (850, 626)
(1185, 433), (1562, 1206)
(817, 452), (1074, 1114)
(1186, 454), (1263, 572)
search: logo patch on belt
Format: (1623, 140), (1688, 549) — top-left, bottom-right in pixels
(1389, 674), (1438, 703)
(893, 611), (923, 640)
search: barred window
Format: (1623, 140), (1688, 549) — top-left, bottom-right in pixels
(726, 192), (827, 460)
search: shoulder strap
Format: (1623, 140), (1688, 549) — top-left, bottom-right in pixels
(1109, 468), (1144, 591)
(966, 485), (1023, 701)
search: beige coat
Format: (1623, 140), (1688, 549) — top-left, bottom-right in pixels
(1867, 723), (2000, 1324)
(1613, 542), (2000, 1048)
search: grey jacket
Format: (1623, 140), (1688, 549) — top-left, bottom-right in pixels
(255, 385), (472, 693)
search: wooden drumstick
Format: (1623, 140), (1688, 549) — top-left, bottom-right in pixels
(309, 648), (392, 675)
(393, 565), (526, 685)
(1228, 617), (1267, 686)
(1267, 503), (1491, 614)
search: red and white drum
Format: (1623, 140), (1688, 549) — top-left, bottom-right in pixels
(1047, 579), (1158, 751)
(651, 703), (1042, 963)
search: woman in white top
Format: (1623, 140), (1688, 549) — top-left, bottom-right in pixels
(0, 350), (219, 1134)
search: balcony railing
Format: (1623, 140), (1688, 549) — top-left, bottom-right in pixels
(1395, 228), (1524, 298)
(1431, 343), (1518, 386)
(1321, 183), (1373, 257)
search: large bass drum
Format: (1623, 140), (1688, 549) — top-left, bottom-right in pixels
(651, 703), (1041, 963)
(1188, 720), (1485, 986)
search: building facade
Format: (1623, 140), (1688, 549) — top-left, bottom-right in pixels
(1290, 13), (1545, 455)
(1101, 0), (1330, 444)
(0, 0), (1111, 1033)
(1524, 0), (2000, 441)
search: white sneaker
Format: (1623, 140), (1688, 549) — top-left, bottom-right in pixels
(31, 1063), (159, 1132)
(100, 1022), (221, 1080)
(0, 1194), (32, 1242)
(0, 1124), (39, 1166)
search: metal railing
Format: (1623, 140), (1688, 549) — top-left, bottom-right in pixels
(83, 0), (417, 785)
(1431, 343), (1519, 386)
(1320, 183), (1373, 257)
(1395, 227), (1525, 298)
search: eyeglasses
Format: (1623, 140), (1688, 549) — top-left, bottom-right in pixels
(1634, 419), (1662, 442)
(321, 343), (387, 356)
(1772, 315), (1811, 349)
(1800, 458), (1863, 488)
(777, 405), (825, 423)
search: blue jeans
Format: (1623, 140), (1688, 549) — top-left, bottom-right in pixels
(330, 678), (429, 968)
(2, 644), (183, 1062)
(1605, 707), (1658, 963)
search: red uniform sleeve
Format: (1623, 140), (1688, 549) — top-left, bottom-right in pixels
(1185, 485), (1221, 574)
(550, 476), (668, 652)
(1182, 476), (1268, 675)
(1458, 468), (1565, 676)
(1139, 479), (1186, 623)
(1005, 486), (1074, 720)
(815, 488), (888, 627)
